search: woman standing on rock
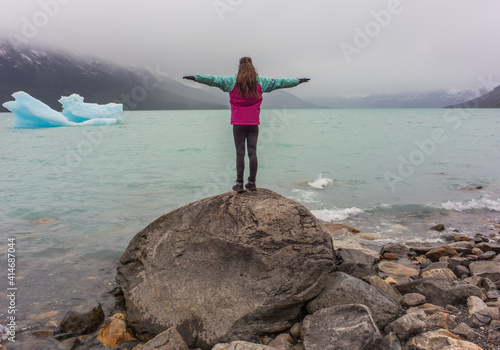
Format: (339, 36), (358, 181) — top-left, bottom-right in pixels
(183, 57), (309, 192)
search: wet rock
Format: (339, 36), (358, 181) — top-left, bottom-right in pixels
(335, 248), (377, 279)
(384, 313), (425, 340)
(140, 327), (189, 350)
(395, 278), (482, 307)
(116, 189), (335, 348)
(452, 265), (470, 279)
(289, 323), (301, 341)
(322, 223), (360, 235)
(449, 257), (468, 268)
(425, 245), (459, 262)
(306, 272), (401, 329)
(401, 293), (427, 307)
(406, 329), (483, 349)
(448, 241), (474, 255)
(454, 235), (471, 242)
(421, 268), (458, 281)
(303, 305), (383, 350)
(378, 261), (419, 277)
(300, 315), (312, 342)
(478, 250), (497, 260)
(379, 243), (410, 258)
(382, 252), (399, 260)
(59, 303), (104, 335)
(58, 336), (81, 350)
(430, 224), (445, 232)
(97, 313), (136, 348)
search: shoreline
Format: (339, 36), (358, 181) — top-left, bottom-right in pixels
(1, 207), (499, 349)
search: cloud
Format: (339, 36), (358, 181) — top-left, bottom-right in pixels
(1, 0), (499, 98)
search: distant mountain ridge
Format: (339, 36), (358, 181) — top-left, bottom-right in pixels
(445, 85), (500, 108)
(310, 88), (494, 109)
(0, 41), (319, 112)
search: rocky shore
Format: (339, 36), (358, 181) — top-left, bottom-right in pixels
(2, 188), (499, 350)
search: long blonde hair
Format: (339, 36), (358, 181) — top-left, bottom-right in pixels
(236, 57), (261, 98)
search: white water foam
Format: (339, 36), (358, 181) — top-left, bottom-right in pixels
(311, 207), (364, 222)
(307, 174), (334, 189)
(430, 197), (500, 212)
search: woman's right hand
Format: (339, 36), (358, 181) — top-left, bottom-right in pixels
(298, 78), (310, 84)
(183, 76), (196, 81)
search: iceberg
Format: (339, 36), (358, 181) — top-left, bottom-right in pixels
(2, 91), (123, 128)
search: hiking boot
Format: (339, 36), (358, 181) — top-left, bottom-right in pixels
(245, 181), (257, 191)
(232, 182), (245, 193)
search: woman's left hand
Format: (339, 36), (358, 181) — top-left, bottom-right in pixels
(298, 78), (310, 84)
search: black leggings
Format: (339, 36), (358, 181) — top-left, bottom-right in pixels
(233, 125), (259, 184)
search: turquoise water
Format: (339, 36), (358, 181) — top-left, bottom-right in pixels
(0, 108), (499, 334)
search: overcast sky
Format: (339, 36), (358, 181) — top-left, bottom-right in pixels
(1, 0), (500, 99)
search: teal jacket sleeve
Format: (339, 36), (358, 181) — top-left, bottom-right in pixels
(258, 77), (300, 93)
(194, 74), (236, 93)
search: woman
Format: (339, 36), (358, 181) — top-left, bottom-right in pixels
(183, 57), (309, 192)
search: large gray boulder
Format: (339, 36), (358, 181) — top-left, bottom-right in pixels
(303, 305), (384, 350)
(116, 189), (336, 349)
(306, 271), (402, 329)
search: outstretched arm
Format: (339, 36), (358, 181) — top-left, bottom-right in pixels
(259, 77), (310, 93)
(183, 74), (235, 93)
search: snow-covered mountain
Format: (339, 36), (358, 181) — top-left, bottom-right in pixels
(310, 88), (490, 109)
(0, 40), (318, 112)
(445, 85), (500, 108)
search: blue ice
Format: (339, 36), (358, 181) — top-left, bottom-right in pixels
(2, 91), (123, 128)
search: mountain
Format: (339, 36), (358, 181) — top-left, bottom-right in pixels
(0, 40), (318, 112)
(445, 85), (500, 108)
(309, 88), (489, 109)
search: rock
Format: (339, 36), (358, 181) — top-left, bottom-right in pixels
(463, 276), (483, 288)
(306, 272), (401, 329)
(268, 333), (293, 350)
(31, 217), (61, 225)
(452, 265), (470, 279)
(366, 276), (403, 304)
(488, 329), (500, 344)
(32, 330), (55, 338)
(401, 293), (427, 307)
(383, 332), (402, 350)
(382, 252), (399, 260)
(289, 323), (301, 341)
(58, 337), (81, 350)
(97, 313), (136, 348)
(467, 296), (487, 315)
(213, 341), (274, 350)
(454, 235), (470, 242)
(449, 257), (468, 268)
(116, 189), (335, 349)
(421, 268), (458, 281)
(476, 242), (500, 254)
(322, 223), (360, 235)
(421, 262), (449, 274)
(335, 248), (377, 279)
(452, 322), (481, 340)
(378, 261), (419, 277)
(300, 315), (312, 341)
(395, 278), (482, 307)
(478, 251), (497, 260)
(384, 313), (425, 340)
(379, 243), (410, 258)
(448, 241), (475, 255)
(425, 245), (459, 262)
(303, 305), (383, 350)
(406, 329), (484, 350)
(59, 303), (104, 335)
(430, 224), (445, 232)
(469, 261), (500, 288)
(140, 328), (189, 350)
(424, 312), (457, 329)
